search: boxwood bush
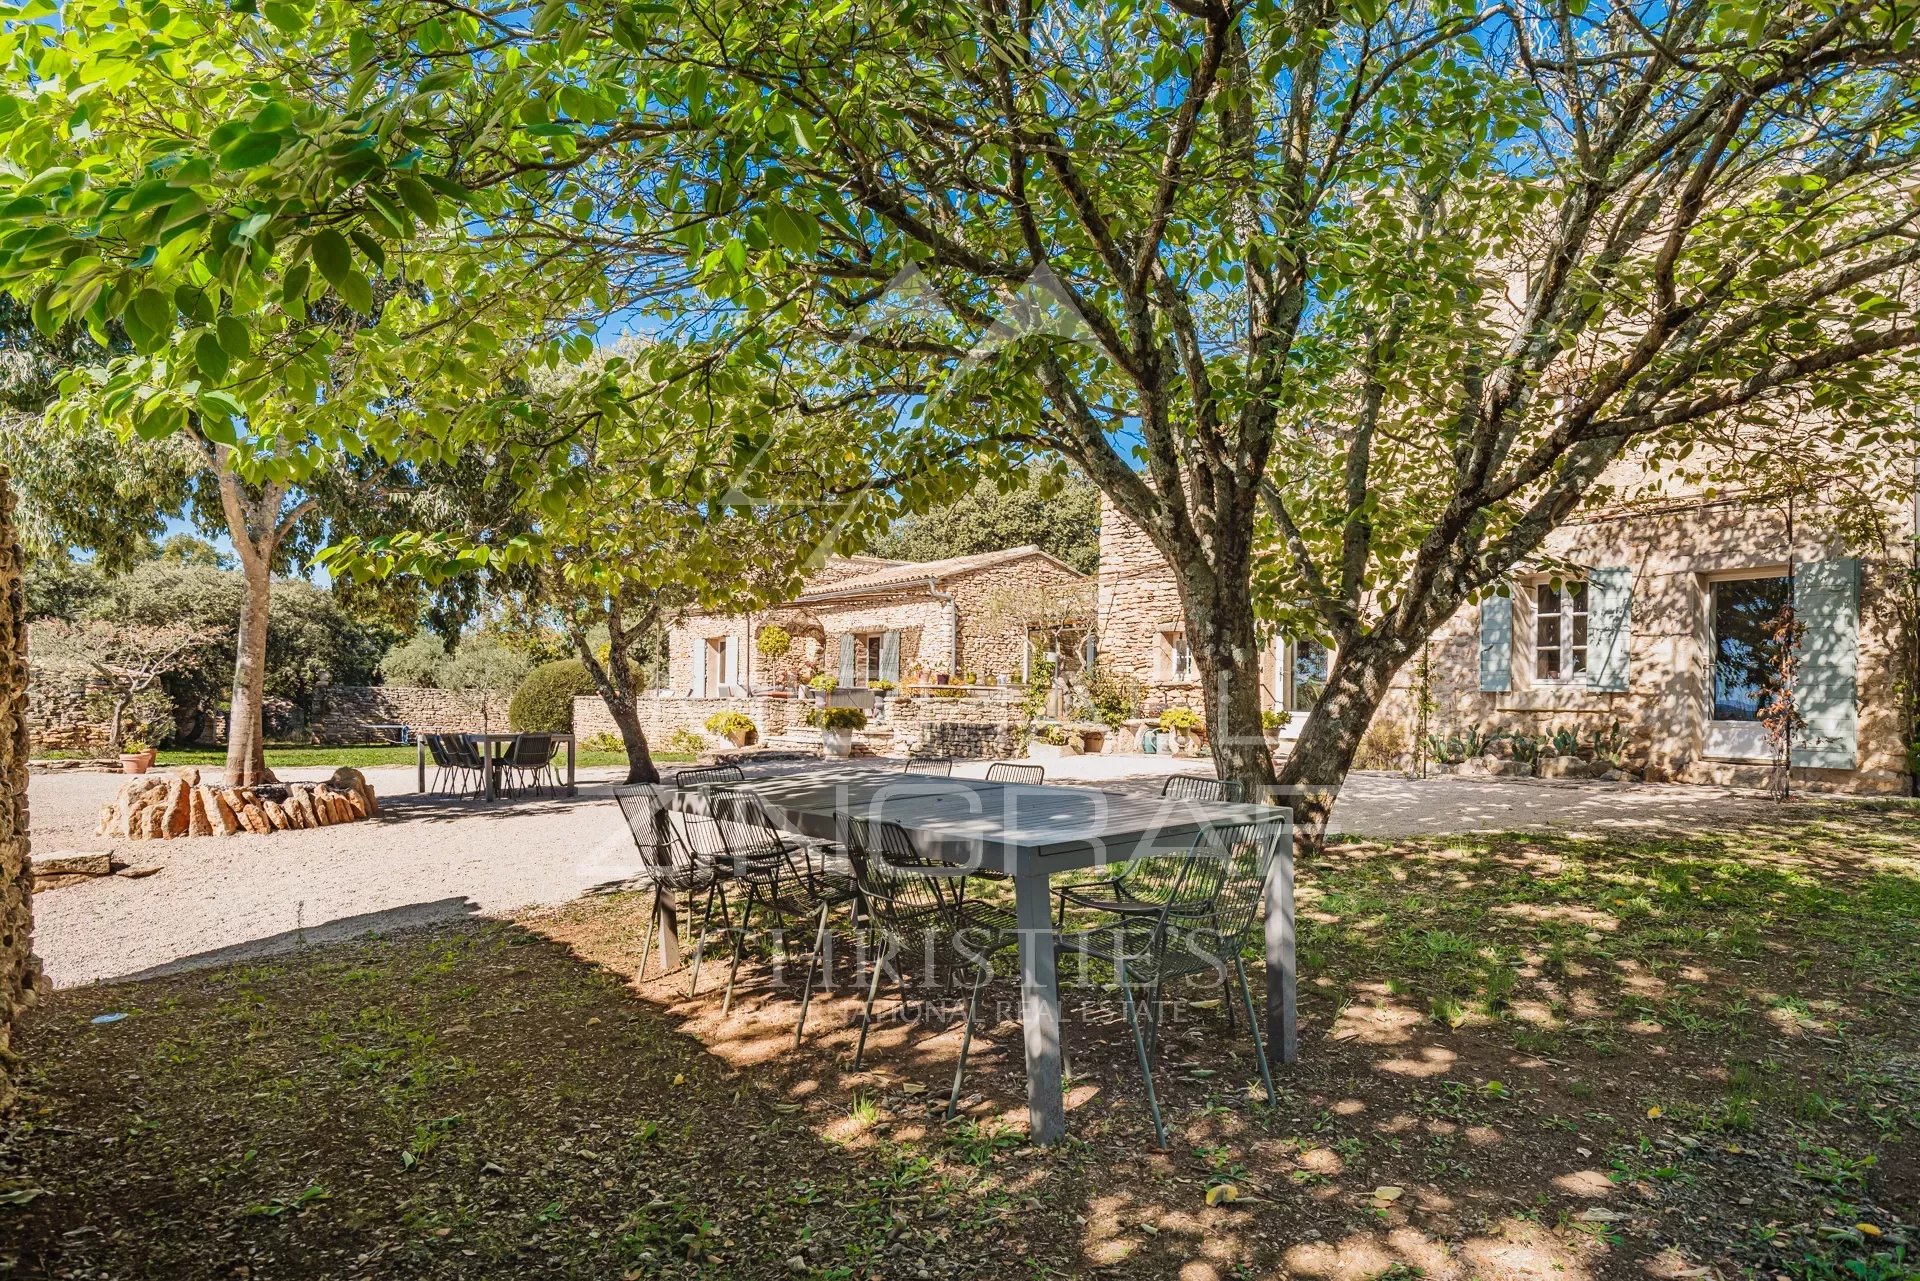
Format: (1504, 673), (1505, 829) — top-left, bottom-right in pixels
(509, 659), (600, 733)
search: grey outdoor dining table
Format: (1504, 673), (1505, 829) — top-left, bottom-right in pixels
(413, 731), (577, 801)
(661, 763), (1297, 1145)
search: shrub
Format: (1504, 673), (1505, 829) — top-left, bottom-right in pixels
(808, 672), (839, 693)
(664, 727), (708, 757)
(756, 624), (792, 659)
(582, 732), (624, 753)
(1035, 722), (1070, 745)
(509, 659), (599, 733)
(869, 679), (895, 694)
(704, 711), (757, 741)
(1078, 661), (1146, 730)
(1354, 722), (1407, 771)
(804, 705), (867, 730)
(1158, 706), (1203, 733)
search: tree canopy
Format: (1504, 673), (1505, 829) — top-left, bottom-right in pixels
(872, 464), (1101, 575)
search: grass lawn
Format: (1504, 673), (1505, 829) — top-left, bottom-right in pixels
(4, 805), (1916, 1279)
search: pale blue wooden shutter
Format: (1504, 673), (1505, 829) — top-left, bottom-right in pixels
(878, 630), (900, 682)
(1791, 558), (1859, 769)
(691, 639), (707, 698)
(723, 635), (739, 689)
(838, 633), (856, 687)
(1478, 592), (1513, 693)
(1587, 568), (1633, 692)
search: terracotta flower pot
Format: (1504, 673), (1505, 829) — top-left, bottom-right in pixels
(120, 751), (154, 775)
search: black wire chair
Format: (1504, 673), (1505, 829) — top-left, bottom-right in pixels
(501, 733), (559, 797)
(615, 786), (732, 995)
(985, 761), (1045, 786)
(1160, 775), (1245, 803)
(675, 763), (746, 788)
(423, 734), (477, 795)
(1053, 819), (1289, 1146)
(844, 819), (1020, 1118)
(702, 787), (837, 1016)
(901, 754), (954, 776)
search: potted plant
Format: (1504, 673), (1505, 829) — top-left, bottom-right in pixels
(805, 704), (867, 758)
(808, 672), (839, 704)
(1158, 706), (1204, 755)
(1261, 709), (1291, 745)
(703, 710), (758, 748)
(1027, 723), (1081, 760)
(119, 738), (156, 774)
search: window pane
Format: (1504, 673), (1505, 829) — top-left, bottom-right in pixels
(1538, 616), (1560, 648)
(1291, 640), (1328, 712)
(1571, 646), (1587, 675)
(1712, 576), (1791, 721)
(1536, 584), (1559, 617)
(1538, 646), (1560, 679)
(1569, 582), (1588, 613)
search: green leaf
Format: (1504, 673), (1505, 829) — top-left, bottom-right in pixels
(281, 261), (311, 303)
(349, 228), (387, 272)
(219, 132), (285, 171)
(131, 287), (173, 338)
(393, 174), (441, 224)
(216, 315), (252, 358)
(194, 331), (231, 383)
(337, 269), (374, 313)
(311, 229), (352, 289)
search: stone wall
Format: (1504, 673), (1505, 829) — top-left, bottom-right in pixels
(1, 472), (40, 1113)
(572, 693), (805, 751)
(23, 662), (178, 754)
(945, 555), (1094, 683)
(308, 686), (491, 742)
(1096, 487), (1916, 794)
(887, 691), (1025, 759)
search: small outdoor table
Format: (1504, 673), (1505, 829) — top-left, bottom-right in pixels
(662, 764), (1295, 1145)
(415, 732), (577, 801)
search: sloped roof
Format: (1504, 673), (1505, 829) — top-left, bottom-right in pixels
(792, 545), (1084, 603)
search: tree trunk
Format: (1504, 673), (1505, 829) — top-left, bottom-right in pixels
(1276, 633), (1411, 848)
(108, 692), (129, 755)
(224, 555), (275, 786)
(1176, 561), (1278, 804)
(566, 609), (659, 786)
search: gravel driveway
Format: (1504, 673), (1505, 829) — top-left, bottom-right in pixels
(27, 759), (1788, 987)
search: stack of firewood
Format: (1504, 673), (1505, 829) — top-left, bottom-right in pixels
(97, 766), (379, 840)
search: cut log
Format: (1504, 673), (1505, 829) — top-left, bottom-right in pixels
(204, 786), (241, 836)
(261, 799), (291, 832)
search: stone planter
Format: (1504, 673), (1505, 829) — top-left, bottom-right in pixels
(1027, 741), (1076, 761)
(119, 751), (155, 775)
(821, 728), (854, 759)
(725, 729), (756, 748)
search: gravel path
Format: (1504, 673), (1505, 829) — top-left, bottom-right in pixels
(27, 759), (1788, 988)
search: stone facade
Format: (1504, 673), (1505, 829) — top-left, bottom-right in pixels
(308, 686), (492, 743)
(1, 473), (40, 1113)
(1096, 485), (1918, 795)
(666, 546), (1093, 697)
(887, 690), (1027, 759)
(23, 665), (173, 754)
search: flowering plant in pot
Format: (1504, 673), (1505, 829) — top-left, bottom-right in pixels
(1158, 706), (1205, 755)
(119, 738), (156, 774)
(808, 672), (839, 702)
(703, 711), (758, 748)
(803, 704), (866, 758)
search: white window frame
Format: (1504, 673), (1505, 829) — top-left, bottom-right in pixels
(1159, 630), (1196, 683)
(1703, 568), (1792, 761)
(1287, 638), (1330, 714)
(1532, 579), (1590, 685)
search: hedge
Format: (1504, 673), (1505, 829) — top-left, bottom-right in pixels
(509, 659), (600, 733)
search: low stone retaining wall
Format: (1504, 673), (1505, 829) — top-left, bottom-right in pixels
(309, 686), (487, 743)
(572, 694), (805, 750)
(888, 693), (1024, 759)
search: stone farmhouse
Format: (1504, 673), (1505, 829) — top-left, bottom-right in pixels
(1095, 465), (1919, 795)
(664, 545), (1092, 697)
